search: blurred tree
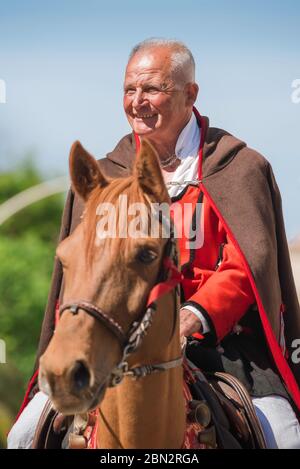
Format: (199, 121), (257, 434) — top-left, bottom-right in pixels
(0, 234), (56, 379)
(0, 157), (65, 447)
(0, 158), (64, 243)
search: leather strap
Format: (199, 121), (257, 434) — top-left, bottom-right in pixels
(60, 301), (126, 343)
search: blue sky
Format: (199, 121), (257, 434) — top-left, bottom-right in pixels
(0, 0), (299, 238)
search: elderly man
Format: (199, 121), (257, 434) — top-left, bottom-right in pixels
(8, 38), (300, 449)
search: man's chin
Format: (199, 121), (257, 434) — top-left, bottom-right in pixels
(130, 116), (159, 136)
(133, 124), (156, 136)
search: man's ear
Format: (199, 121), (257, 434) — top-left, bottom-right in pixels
(134, 139), (170, 203)
(69, 141), (108, 201)
(185, 82), (199, 107)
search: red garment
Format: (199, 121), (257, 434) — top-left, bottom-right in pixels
(172, 189), (255, 343)
(17, 108), (300, 422)
(134, 111), (300, 413)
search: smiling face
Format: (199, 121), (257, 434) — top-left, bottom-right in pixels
(123, 47), (198, 148)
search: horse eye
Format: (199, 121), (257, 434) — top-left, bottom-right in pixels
(137, 248), (158, 264)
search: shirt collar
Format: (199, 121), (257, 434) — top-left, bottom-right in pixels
(175, 111), (200, 160)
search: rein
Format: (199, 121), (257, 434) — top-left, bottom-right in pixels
(59, 209), (183, 388)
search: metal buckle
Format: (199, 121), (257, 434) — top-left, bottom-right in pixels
(110, 361), (129, 387)
(70, 304), (80, 315)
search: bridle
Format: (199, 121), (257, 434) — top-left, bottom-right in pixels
(59, 208), (183, 388)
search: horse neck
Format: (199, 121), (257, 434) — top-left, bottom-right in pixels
(96, 292), (186, 449)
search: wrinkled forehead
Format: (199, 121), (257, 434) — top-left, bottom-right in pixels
(124, 49), (174, 84)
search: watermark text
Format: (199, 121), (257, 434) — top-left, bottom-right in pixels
(0, 79), (6, 104)
(291, 338), (300, 364)
(0, 339), (6, 364)
(291, 79), (300, 104)
(95, 196), (204, 249)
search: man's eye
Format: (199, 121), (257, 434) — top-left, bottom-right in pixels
(146, 87), (159, 94)
(125, 88), (135, 95)
(136, 248), (158, 264)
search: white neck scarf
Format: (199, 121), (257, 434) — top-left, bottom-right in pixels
(165, 112), (201, 198)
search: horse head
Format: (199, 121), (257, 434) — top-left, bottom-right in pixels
(38, 139), (180, 415)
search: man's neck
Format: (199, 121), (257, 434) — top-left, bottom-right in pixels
(147, 110), (193, 160)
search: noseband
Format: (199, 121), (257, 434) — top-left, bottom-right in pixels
(59, 211), (183, 388)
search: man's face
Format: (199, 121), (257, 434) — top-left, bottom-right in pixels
(123, 48), (196, 143)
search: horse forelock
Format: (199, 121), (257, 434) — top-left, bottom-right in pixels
(82, 176), (155, 261)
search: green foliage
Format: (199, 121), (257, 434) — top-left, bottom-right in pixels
(0, 403), (13, 449)
(0, 157), (65, 446)
(0, 234), (56, 379)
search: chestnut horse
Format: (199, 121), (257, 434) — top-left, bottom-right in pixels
(38, 139), (186, 448)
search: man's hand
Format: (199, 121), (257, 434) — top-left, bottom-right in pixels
(179, 308), (202, 343)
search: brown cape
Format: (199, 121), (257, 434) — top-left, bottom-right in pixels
(34, 115), (300, 409)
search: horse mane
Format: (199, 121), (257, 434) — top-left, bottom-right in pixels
(82, 175), (153, 261)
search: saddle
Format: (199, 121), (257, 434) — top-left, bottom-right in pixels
(183, 359), (266, 449)
(32, 358), (266, 449)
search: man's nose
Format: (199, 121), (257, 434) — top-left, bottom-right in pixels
(132, 89), (147, 108)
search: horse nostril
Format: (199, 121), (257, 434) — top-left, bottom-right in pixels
(71, 361), (91, 393)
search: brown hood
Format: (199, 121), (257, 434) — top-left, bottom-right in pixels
(201, 117), (246, 178)
(105, 116), (246, 179)
(106, 133), (136, 171)
(31, 114), (300, 409)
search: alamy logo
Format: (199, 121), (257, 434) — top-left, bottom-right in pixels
(0, 79), (6, 104)
(291, 79), (300, 104)
(95, 196), (205, 249)
(0, 339), (6, 364)
(291, 338), (300, 364)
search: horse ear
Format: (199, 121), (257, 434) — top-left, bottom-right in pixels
(134, 139), (170, 202)
(69, 141), (108, 201)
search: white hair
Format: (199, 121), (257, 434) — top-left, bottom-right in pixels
(128, 38), (196, 84)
